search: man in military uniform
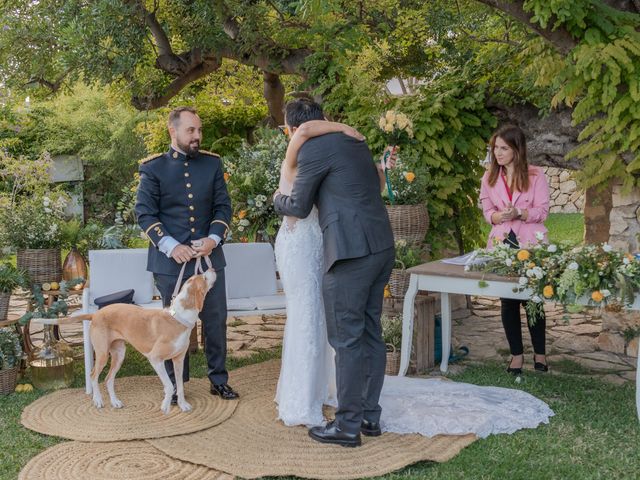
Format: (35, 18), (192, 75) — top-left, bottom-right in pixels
(135, 106), (238, 401)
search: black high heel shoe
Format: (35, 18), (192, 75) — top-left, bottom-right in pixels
(533, 356), (549, 373)
(506, 357), (523, 376)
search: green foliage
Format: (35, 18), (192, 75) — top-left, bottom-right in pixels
(381, 314), (403, 350)
(0, 328), (22, 370)
(394, 240), (423, 270)
(224, 128), (287, 242)
(0, 263), (27, 294)
(19, 280), (84, 325)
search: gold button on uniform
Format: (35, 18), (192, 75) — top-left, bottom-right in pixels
(172, 152), (178, 158)
(191, 228), (195, 233)
(186, 183), (191, 188)
(184, 172), (189, 177)
(189, 206), (194, 211)
(189, 217), (195, 222)
(188, 193), (193, 199)
(184, 162), (188, 166)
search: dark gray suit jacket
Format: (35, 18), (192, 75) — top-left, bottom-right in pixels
(274, 132), (394, 271)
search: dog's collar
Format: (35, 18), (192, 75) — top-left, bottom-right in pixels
(168, 306), (192, 328)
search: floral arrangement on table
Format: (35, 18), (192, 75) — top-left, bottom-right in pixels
(377, 110), (414, 205)
(0, 192), (69, 250)
(225, 128), (287, 243)
(18, 278), (84, 325)
(470, 233), (640, 323)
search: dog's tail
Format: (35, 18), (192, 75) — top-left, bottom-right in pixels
(57, 313), (93, 324)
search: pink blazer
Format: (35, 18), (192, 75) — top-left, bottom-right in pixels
(480, 165), (549, 249)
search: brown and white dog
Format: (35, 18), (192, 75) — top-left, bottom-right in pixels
(70, 269), (216, 414)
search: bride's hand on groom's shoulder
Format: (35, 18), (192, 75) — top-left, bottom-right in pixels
(341, 125), (366, 142)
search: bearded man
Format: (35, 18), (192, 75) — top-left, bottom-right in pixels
(135, 106), (238, 402)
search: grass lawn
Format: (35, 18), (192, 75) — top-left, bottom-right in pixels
(2, 345), (639, 480)
(479, 213), (584, 246)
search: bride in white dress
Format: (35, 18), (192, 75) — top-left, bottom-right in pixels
(274, 121), (554, 437)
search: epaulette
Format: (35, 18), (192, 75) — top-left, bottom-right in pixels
(199, 150), (221, 158)
(138, 153), (163, 164)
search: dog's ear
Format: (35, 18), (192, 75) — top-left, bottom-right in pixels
(192, 276), (207, 311)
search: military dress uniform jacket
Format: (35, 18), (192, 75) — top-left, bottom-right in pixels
(135, 147), (232, 276)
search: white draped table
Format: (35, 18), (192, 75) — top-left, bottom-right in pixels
(399, 260), (640, 420)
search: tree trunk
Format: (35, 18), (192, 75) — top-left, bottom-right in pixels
(263, 71), (285, 127)
(583, 182), (613, 244)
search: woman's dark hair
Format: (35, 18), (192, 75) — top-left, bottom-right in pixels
(284, 98), (324, 128)
(487, 124), (531, 192)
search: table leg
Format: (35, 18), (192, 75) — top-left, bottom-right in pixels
(439, 292), (452, 373)
(637, 347), (640, 422)
(399, 274), (419, 376)
(83, 319), (93, 395)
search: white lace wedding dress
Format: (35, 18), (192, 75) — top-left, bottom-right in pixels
(274, 208), (554, 437)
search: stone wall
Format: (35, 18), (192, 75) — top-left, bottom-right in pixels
(543, 166), (584, 213)
(608, 183), (640, 253)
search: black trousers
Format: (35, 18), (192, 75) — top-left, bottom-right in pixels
(154, 268), (228, 386)
(322, 247), (395, 434)
(501, 230), (546, 356)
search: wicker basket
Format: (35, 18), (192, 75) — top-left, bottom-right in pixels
(0, 292), (9, 322)
(385, 344), (400, 375)
(0, 367), (18, 395)
(17, 248), (62, 286)
(386, 204), (429, 244)
(388, 268), (410, 299)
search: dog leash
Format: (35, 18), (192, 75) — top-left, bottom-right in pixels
(171, 255), (214, 300)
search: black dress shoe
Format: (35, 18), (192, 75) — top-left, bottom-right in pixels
(361, 419), (381, 437)
(533, 356), (549, 373)
(210, 383), (239, 400)
(506, 357), (523, 376)
(309, 421), (361, 447)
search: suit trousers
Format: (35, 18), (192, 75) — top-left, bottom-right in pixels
(322, 247), (395, 434)
(154, 268), (229, 386)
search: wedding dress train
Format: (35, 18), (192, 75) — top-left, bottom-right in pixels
(274, 208), (553, 436)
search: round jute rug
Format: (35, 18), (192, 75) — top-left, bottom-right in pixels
(21, 376), (238, 441)
(18, 441), (231, 480)
(149, 361), (476, 480)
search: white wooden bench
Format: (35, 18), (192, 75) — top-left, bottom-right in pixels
(72, 243), (286, 394)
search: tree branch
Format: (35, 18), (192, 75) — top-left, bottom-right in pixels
(474, 0), (578, 54)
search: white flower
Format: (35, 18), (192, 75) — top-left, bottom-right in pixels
(43, 197), (50, 207)
(464, 265), (470, 272)
(535, 231), (545, 241)
(44, 207), (52, 214)
(531, 295), (542, 303)
(601, 289), (611, 297)
(623, 257), (630, 265)
(239, 219), (250, 227)
(505, 258), (513, 267)
(547, 244), (557, 253)
(255, 201), (263, 208)
(568, 262), (579, 270)
(603, 243), (613, 253)
(237, 226), (244, 232)
(518, 277), (528, 286)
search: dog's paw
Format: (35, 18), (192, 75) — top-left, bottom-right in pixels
(93, 396), (104, 409)
(178, 400), (192, 412)
(160, 399), (172, 414)
(111, 398), (124, 409)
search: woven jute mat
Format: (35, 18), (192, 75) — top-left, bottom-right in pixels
(18, 441), (232, 480)
(21, 376), (238, 441)
(149, 361), (476, 480)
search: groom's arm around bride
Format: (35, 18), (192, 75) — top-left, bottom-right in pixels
(273, 98), (395, 447)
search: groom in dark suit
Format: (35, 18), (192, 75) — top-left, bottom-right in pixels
(273, 99), (395, 447)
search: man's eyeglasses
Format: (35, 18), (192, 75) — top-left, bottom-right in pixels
(278, 125), (289, 136)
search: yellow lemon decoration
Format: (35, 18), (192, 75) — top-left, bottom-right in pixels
(15, 384), (25, 393)
(50, 281), (59, 291)
(41, 282), (51, 291)
(516, 250), (530, 262)
(543, 285), (554, 298)
(23, 384), (34, 392)
(591, 291), (604, 303)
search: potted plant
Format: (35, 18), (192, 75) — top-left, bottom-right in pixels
(381, 314), (402, 375)
(0, 263), (27, 322)
(389, 240), (424, 298)
(0, 327), (23, 394)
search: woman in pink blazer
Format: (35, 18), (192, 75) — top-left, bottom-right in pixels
(479, 125), (550, 375)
